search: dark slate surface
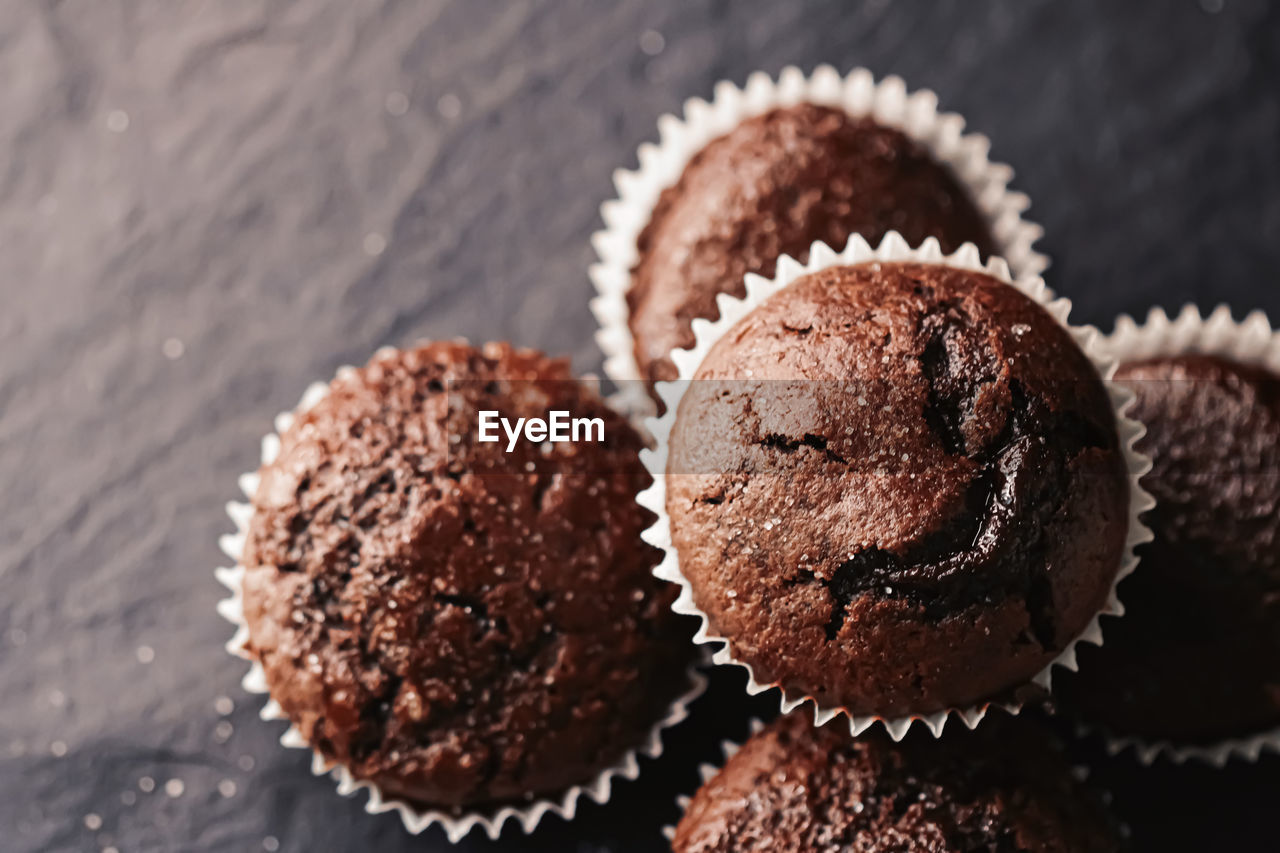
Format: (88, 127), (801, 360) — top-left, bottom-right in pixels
(2, 1), (1278, 850)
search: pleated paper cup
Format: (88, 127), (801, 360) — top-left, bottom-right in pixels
(590, 64), (1048, 412)
(215, 348), (707, 842)
(636, 232), (1154, 741)
(662, 718), (765, 844)
(1078, 304), (1280, 767)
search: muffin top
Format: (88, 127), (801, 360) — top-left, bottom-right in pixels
(671, 711), (1125, 853)
(628, 103), (995, 394)
(1061, 354), (1280, 741)
(666, 262), (1129, 716)
(240, 341), (691, 807)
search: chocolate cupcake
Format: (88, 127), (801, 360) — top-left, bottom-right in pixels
(628, 103), (994, 394)
(650, 248), (1141, 724)
(672, 711), (1126, 852)
(591, 67), (1047, 409)
(1061, 352), (1280, 745)
(229, 342), (694, 823)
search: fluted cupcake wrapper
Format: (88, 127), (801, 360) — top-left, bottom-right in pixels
(636, 232), (1155, 741)
(661, 718), (765, 844)
(589, 63), (1049, 415)
(1075, 304), (1280, 767)
(215, 345), (708, 843)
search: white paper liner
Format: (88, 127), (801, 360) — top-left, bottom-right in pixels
(662, 717), (764, 843)
(1076, 303), (1280, 767)
(637, 232), (1155, 741)
(215, 347), (708, 842)
(589, 64), (1049, 412)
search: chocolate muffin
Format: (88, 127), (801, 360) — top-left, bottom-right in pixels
(240, 341), (692, 807)
(665, 262), (1130, 717)
(1060, 354), (1280, 742)
(628, 103), (996, 396)
(672, 711), (1126, 852)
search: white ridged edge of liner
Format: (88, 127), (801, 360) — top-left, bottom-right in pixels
(589, 64), (1049, 414)
(661, 717), (765, 843)
(215, 346), (709, 842)
(636, 232), (1155, 741)
(1079, 303), (1280, 767)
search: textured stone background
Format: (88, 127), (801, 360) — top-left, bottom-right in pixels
(2, 1), (1278, 850)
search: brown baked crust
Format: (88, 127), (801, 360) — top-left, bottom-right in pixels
(1061, 354), (1280, 741)
(628, 104), (996, 397)
(240, 341), (692, 807)
(665, 262), (1129, 716)
(672, 711), (1125, 853)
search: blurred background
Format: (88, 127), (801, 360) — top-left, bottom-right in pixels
(2, 1), (1278, 850)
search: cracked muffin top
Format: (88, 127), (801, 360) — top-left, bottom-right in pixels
(665, 262), (1129, 716)
(671, 711), (1126, 853)
(628, 103), (995, 399)
(239, 341), (692, 808)
(1060, 354), (1280, 742)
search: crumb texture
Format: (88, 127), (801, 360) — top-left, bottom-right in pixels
(666, 262), (1129, 715)
(672, 712), (1126, 853)
(241, 341), (691, 806)
(628, 104), (996, 395)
